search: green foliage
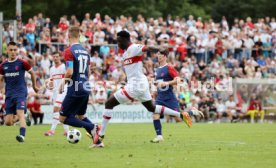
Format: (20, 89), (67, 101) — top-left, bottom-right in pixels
(0, 0), (274, 23)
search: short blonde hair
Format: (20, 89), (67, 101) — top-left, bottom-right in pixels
(69, 26), (80, 38)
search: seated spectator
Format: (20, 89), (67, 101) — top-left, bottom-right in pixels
(246, 96), (265, 123)
(225, 95), (238, 122)
(215, 97), (227, 123)
(28, 96), (44, 125)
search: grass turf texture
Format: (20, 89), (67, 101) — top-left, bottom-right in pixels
(0, 123), (275, 168)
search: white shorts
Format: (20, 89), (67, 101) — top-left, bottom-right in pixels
(114, 81), (152, 104)
(52, 90), (67, 108)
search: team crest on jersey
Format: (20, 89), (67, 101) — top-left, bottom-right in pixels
(15, 66), (19, 71)
(4, 67), (8, 70)
(21, 101), (25, 107)
(161, 72), (164, 77)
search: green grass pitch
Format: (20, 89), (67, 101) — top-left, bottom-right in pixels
(0, 123), (275, 168)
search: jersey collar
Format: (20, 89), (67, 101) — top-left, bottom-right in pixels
(8, 58), (18, 63)
(126, 43), (133, 50)
(71, 43), (80, 46)
(159, 63), (168, 68)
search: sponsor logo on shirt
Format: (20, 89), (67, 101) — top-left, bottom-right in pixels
(5, 72), (19, 77)
(124, 59), (133, 65)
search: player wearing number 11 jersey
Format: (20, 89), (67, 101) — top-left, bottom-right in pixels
(58, 26), (102, 147)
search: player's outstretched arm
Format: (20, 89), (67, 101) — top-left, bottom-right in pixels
(143, 46), (160, 53)
(28, 69), (40, 93)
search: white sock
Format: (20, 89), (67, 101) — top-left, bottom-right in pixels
(63, 124), (69, 132)
(50, 112), (60, 132)
(99, 109), (113, 136)
(155, 105), (181, 118)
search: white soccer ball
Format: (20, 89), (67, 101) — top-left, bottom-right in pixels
(67, 129), (82, 144)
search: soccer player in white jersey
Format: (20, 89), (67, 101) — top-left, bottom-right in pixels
(44, 52), (69, 136)
(92, 31), (200, 147)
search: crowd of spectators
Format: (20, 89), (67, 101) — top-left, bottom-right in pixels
(1, 12), (276, 123)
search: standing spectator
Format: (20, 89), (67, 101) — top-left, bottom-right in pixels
(37, 13), (45, 35)
(25, 18), (36, 32)
(58, 17), (69, 32)
(82, 13), (92, 26)
(40, 53), (51, 78)
(93, 13), (102, 25)
(93, 26), (105, 44)
(44, 18), (53, 30)
(95, 87), (107, 104)
(243, 34), (255, 59)
(91, 51), (103, 69)
(25, 28), (35, 49)
(215, 37), (224, 56)
(99, 41), (110, 57)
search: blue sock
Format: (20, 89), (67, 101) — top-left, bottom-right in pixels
(64, 117), (94, 133)
(82, 118), (94, 135)
(20, 127), (26, 137)
(188, 110), (194, 117)
(153, 120), (162, 136)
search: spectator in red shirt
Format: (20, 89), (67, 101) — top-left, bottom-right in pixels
(28, 96), (44, 125)
(245, 17), (255, 29)
(215, 37), (224, 56)
(246, 97), (265, 123)
(177, 39), (188, 61)
(25, 18), (36, 32)
(58, 17), (69, 32)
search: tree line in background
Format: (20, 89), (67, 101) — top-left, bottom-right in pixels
(0, 0), (275, 25)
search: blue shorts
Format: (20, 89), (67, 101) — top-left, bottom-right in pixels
(60, 95), (89, 117)
(5, 97), (27, 115)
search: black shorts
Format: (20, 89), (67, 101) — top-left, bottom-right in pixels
(60, 95), (89, 117)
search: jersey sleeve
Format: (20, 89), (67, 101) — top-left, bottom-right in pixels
(168, 66), (179, 78)
(63, 48), (74, 68)
(0, 64), (3, 75)
(135, 44), (146, 55)
(22, 60), (32, 71)
(63, 48), (74, 62)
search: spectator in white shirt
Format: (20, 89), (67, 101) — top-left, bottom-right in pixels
(93, 26), (105, 44)
(243, 34), (255, 59)
(91, 51), (103, 68)
(215, 97), (226, 122)
(225, 95), (237, 121)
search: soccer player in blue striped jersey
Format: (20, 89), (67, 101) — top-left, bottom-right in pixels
(0, 41), (40, 143)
